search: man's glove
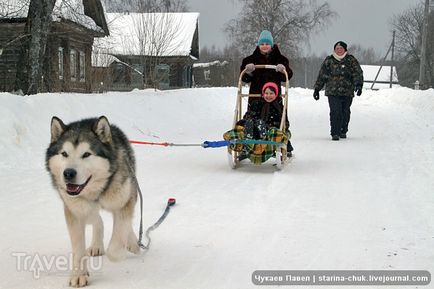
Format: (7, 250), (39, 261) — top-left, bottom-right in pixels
(355, 87), (362, 96)
(245, 63), (255, 74)
(276, 64), (286, 73)
(313, 89), (320, 100)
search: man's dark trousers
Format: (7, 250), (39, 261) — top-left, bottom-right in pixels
(327, 95), (353, 136)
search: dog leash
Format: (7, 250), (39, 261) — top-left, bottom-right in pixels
(138, 195), (176, 250)
(127, 160), (176, 251)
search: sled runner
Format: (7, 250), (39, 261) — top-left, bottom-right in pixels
(224, 65), (290, 170)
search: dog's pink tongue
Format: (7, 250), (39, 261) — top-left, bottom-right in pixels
(66, 184), (81, 193)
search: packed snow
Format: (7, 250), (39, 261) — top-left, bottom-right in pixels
(0, 87), (433, 289)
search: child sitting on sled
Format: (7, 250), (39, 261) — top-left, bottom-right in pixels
(238, 82), (286, 137)
(223, 82), (291, 164)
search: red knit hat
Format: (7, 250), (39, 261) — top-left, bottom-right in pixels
(262, 82), (279, 96)
(262, 82), (279, 102)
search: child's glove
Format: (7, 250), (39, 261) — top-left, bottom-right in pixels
(244, 119), (254, 139)
(256, 119), (268, 139)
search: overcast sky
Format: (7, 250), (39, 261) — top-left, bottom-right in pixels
(186, 0), (422, 57)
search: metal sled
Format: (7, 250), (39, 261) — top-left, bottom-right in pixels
(227, 64), (290, 170)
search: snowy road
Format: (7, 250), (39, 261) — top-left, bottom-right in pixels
(0, 87), (433, 288)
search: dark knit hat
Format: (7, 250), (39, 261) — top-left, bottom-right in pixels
(257, 30), (274, 46)
(334, 41), (348, 51)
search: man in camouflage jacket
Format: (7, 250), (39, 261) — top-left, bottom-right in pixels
(313, 41), (364, 140)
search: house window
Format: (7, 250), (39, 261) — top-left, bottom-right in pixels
(79, 51), (85, 82)
(182, 65), (191, 87)
(70, 49), (77, 81)
(112, 63), (125, 84)
(132, 64), (144, 88)
(156, 64), (170, 90)
(58, 47), (64, 80)
(204, 69), (210, 81)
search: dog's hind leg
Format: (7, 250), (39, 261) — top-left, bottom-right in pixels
(87, 212), (104, 257)
(64, 206), (89, 287)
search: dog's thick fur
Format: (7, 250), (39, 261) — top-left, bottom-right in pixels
(46, 116), (140, 287)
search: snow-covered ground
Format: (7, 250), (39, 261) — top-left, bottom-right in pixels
(0, 87), (433, 289)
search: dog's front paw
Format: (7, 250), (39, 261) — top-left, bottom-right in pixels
(87, 244), (104, 256)
(69, 272), (89, 288)
(127, 233), (141, 254)
(106, 242), (127, 262)
(127, 242), (141, 254)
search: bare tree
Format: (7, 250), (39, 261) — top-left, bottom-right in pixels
(1, 0), (55, 94)
(131, 13), (187, 89)
(347, 44), (381, 65)
(224, 0), (336, 58)
(199, 44), (243, 86)
(93, 12), (186, 90)
(0, 0), (29, 17)
(390, 2), (434, 88)
(25, 0), (56, 94)
(162, 0), (188, 12)
(141, 13), (181, 88)
(98, 0), (190, 90)
(390, 3), (424, 61)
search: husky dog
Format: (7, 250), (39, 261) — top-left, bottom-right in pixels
(46, 116), (140, 287)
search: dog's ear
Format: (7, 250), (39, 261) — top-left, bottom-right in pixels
(50, 116), (66, 143)
(94, 116), (112, 144)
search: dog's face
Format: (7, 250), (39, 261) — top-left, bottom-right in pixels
(46, 117), (114, 199)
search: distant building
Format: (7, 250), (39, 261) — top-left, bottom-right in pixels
(193, 60), (234, 87)
(92, 12), (199, 91)
(0, 0), (109, 93)
(361, 65), (399, 90)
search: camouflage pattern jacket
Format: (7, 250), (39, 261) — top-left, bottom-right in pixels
(314, 54), (363, 97)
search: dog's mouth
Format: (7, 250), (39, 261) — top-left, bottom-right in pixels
(66, 176), (92, 196)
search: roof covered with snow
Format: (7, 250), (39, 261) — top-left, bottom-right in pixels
(193, 60), (228, 68)
(94, 12), (199, 58)
(0, 0), (107, 34)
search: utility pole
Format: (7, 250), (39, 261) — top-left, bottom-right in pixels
(418, 0), (430, 89)
(371, 32), (395, 90)
(390, 31), (395, 88)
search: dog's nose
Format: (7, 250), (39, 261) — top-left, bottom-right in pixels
(63, 168), (77, 181)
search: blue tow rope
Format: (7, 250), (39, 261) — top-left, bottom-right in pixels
(202, 139), (282, 148)
(130, 139), (282, 148)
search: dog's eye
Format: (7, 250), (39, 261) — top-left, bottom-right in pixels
(82, 152), (91, 159)
(61, 151), (68, 158)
